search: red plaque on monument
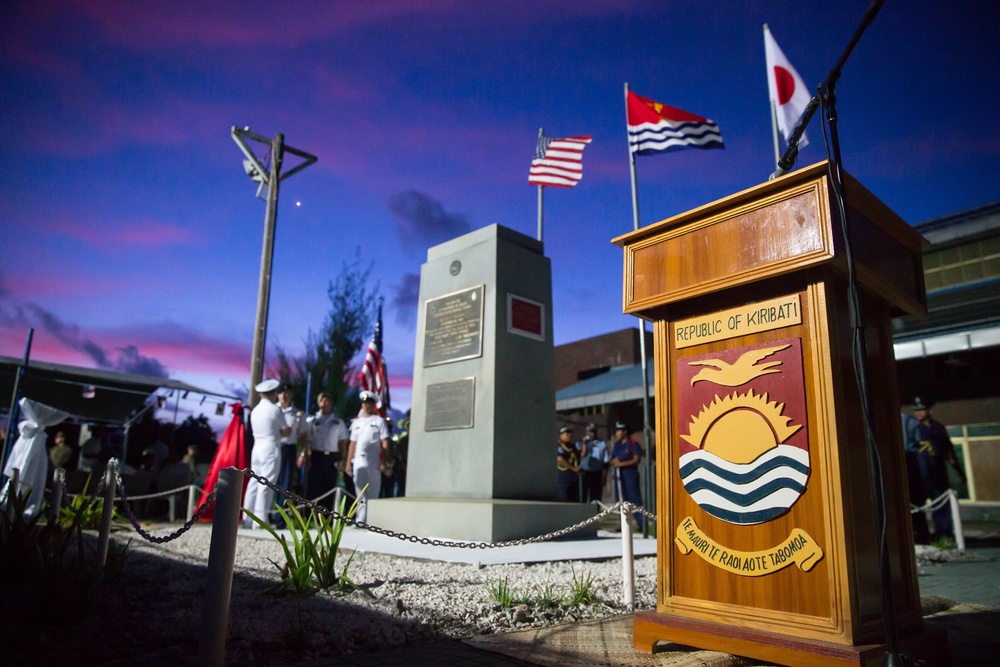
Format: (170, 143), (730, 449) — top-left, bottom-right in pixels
(507, 293), (545, 340)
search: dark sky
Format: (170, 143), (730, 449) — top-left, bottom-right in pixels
(2, 0), (998, 418)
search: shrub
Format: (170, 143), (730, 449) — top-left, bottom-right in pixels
(245, 486), (363, 595)
(568, 565), (597, 605)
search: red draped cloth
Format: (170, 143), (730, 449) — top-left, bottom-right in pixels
(197, 402), (249, 522)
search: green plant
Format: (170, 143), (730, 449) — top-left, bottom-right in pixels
(307, 490), (361, 591)
(568, 565), (597, 605)
(931, 534), (957, 550)
(245, 485), (363, 595)
(487, 575), (516, 610)
(58, 475), (125, 531)
(534, 581), (563, 608)
(244, 503), (315, 595)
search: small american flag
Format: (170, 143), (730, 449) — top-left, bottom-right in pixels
(360, 311), (390, 416)
(528, 134), (592, 188)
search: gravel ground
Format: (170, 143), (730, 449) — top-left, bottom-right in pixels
(6, 522), (656, 666)
(9, 523), (991, 666)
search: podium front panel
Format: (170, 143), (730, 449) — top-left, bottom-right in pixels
(655, 281), (851, 640)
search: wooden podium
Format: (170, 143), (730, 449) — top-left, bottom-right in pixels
(613, 162), (947, 666)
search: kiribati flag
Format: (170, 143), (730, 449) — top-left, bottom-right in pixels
(627, 91), (724, 155)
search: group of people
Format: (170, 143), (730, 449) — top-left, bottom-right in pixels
(556, 421), (645, 529)
(902, 396), (967, 545)
(242, 379), (390, 528)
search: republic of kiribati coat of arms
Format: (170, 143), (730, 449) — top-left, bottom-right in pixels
(676, 337), (810, 525)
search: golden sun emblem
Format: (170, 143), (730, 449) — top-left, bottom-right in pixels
(680, 390), (802, 464)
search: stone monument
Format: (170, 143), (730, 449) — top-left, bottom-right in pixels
(367, 224), (596, 541)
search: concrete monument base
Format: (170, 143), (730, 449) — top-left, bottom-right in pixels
(367, 497), (598, 543)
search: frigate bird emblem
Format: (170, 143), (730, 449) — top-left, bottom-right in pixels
(689, 343), (791, 387)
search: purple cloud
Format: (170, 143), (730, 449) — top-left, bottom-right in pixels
(392, 272), (421, 326)
(388, 190), (471, 255)
(113, 344), (169, 378)
(0, 299), (168, 376)
(0, 272), (250, 380)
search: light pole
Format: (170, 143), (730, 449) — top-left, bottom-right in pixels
(231, 127), (317, 407)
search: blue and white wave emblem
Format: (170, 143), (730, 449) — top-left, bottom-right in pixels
(679, 445), (810, 525)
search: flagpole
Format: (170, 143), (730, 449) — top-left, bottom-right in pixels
(770, 102), (782, 166)
(375, 297), (383, 352)
(536, 127), (544, 242)
(764, 25), (782, 167)
(625, 86), (640, 233)
(624, 81), (653, 539)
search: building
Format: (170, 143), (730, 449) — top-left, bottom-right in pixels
(893, 200), (1000, 515)
(555, 327), (652, 442)
(556, 200), (1000, 518)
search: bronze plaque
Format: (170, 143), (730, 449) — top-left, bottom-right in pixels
(423, 285), (485, 367)
(425, 378), (475, 431)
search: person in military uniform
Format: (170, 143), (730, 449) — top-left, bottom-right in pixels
(910, 396), (967, 543)
(610, 421), (644, 529)
(305, 391), (349, 510)
(243, 379), (291, 528)
(579, 423), (609, 503)
(556, 426), (581, 502)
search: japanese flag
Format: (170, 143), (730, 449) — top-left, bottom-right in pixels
(765, 25), (810, 148)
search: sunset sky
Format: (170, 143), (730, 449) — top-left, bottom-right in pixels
(2, 1), (998, 426)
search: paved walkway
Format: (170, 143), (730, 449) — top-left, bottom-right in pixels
(915, 545), (1000, 608)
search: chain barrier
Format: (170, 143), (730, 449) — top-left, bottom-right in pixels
(98, 462), (662, 549)
(910, 489), (953, 514)
(291, 482), (357, 508)
(65, 484), (202, 503)
(242, 467), (625, 549)
(113, 466), (218, 544)
(630, 503), (658, 523)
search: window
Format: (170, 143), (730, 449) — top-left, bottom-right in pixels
(924, 236), (1000, 291)
(945, 423), (1000, 502)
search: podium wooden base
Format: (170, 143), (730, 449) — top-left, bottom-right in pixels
(634, 612), (949, 667)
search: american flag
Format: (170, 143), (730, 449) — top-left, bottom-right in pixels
(528, 134), (592, 188)
(626, 91), (724, 155)
(360, 310), (390, 416)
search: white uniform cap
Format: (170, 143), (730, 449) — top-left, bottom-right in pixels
(255, 378), (280, 393)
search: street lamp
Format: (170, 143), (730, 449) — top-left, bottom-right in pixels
(231, 126), (317, 407)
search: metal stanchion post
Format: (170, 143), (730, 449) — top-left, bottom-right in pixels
(948, 490), (965, 553)
(4, 467), (20, 519)
(94, 460), (117, 575)
(198, 467), (243, 667)
(334, 487), (343, 514)
(168, 494), (176, 522)
(188, 484), (197, 522)
(621, 501), (635, 611)
(9, 467), (20, 494)
(50, 468), (65, 524)
(614, 467), (635, 610)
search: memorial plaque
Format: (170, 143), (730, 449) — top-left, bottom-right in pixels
(425, 377), (475, 431)
(423, 284), (485, 367)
